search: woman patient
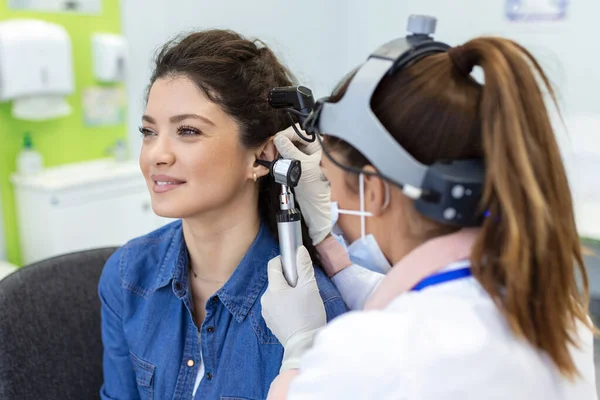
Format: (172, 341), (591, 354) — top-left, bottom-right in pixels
(98, 29), (347, 400)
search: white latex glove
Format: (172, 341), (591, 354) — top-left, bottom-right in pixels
(274, 125), (331, 245)
(261, 245), (327, 372)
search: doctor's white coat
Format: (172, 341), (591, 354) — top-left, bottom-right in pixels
(287, 260), (597, 400)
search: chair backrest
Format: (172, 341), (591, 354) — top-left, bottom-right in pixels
(0, 247), (117, 400)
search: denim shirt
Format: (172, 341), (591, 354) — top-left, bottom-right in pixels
(99, 220), (347, 400)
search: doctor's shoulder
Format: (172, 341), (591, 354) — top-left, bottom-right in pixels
(100, 220), (184, 292)
(302, 290), (571, 398)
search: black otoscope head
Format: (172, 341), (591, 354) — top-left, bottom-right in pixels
(268, 86), (314, 124)
(268, 86), (317, 143)
(256, 158), (302, 187)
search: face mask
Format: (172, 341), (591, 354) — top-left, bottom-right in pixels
(330, 174), (392, 274)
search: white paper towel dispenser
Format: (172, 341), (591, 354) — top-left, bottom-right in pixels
(0, 19), (75, 120)
(92, 33), (127, 82)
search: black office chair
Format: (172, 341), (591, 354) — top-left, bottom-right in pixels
(0, 247), (117, 400)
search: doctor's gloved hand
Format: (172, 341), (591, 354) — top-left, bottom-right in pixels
(275, 125), (331, 245)
(261, 245), (326, 372)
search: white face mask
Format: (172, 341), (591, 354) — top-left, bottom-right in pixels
(330, 173), (392, 274)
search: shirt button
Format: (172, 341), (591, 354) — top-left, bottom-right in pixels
(206, 372), (213, 380)
(187, 360), (194, 367)
(207, 326), (214, 333)
(174, 282), (183, 291)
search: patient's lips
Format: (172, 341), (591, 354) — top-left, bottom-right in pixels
(150, 174), (186, 193)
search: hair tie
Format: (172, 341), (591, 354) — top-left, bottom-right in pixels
(447, 46), (475, 77)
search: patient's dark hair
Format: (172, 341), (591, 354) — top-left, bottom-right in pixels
(149, 29), (319, 264)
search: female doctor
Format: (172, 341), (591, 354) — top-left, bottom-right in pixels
(260, 16), (598, 400)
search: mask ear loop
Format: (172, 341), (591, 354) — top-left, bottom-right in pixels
(359, 177), (389, 239)
(359, 173), (367, 239)
(382, 182), (391, 210)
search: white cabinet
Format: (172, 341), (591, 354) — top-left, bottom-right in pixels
(12, 158), (173, 265)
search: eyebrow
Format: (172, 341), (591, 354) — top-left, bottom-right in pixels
(142, 113), (215, 126)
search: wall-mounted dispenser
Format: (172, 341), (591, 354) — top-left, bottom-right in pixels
(92, 33), (127, 83)
(0, 19), (75, 121)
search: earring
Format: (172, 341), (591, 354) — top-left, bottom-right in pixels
(253, 172), (257, 182)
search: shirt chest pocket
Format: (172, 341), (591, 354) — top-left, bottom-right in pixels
(249, 309), (280, 345)
(130, 351), (156, 400)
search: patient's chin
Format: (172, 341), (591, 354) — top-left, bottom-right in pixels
(150, 199), (188, 219)
(151, 197), (213, 220)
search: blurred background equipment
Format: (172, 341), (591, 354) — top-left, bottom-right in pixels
(11, 158), (171, 265)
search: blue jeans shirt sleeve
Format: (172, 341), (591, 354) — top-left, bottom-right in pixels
(314, 266), (348, 322)
(98, 248), (141, 400)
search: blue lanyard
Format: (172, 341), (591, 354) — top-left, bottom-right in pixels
(411, 267), (472, 292)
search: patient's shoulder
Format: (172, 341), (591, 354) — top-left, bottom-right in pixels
(104, 220), (185, 292)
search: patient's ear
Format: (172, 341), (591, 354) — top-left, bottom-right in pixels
(251, 138), (277, 180)
(259, 139), (277, 162)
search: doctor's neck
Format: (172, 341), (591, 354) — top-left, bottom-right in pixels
(382, 195), (454, 265)
(385, 234), (425, 267)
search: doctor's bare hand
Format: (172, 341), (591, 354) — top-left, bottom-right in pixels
(261, 245), (326, 372)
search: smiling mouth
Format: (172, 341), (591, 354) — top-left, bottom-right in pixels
(152, 180), (186, 193)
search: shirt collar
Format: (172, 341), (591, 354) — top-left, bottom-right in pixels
(216, 223), (279, 322)
(152, 221), (189, 292)
(152, 221), (279, 322)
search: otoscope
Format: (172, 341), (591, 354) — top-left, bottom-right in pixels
(256, 158), (303, 287)
(258, 85), (315, 287)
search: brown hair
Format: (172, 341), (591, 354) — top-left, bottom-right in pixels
(326, 37), (593, 377)
(148, 29), (320, 263)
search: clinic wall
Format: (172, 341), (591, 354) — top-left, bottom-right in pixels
(342, 0), (599, 117)
(121, 0), (351, 158)
(0, 0), (126, 265)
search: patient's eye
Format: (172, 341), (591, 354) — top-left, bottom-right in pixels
(177, 125), (202, 137)
(139, 126), (156, 138)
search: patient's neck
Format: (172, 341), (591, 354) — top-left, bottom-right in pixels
(182, 191), (262, 285)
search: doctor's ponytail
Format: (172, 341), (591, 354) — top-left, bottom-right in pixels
(327, 37), (594, 378)
(457, 38), (594, 379)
